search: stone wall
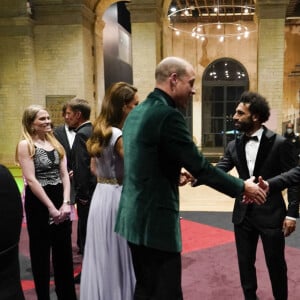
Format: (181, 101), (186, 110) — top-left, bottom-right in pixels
(0, 2), (35, 165)
(0, 0), (96, 166)
(283, 23), (300, 132)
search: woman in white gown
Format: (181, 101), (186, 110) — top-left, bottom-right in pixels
(80, 82), (139, 300)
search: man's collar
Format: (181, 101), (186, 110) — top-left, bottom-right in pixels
(244, 127), (264, 142)
(75, 120), (91, 131)
(154, 88), (176, 108)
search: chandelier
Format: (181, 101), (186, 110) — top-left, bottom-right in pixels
(168, 2), (256, 42)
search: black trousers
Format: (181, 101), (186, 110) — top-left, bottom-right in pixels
(25, 184), (77, 300)
(76, 200), (90, 255)
(234, 216), (287, 300)
(129, 242), (183, 300)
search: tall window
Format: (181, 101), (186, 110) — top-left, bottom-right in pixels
(202, 58), (249, 152)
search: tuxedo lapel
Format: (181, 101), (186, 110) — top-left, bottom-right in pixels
(253, 129), (276, 178)
(56, 126), (71, 152)
(236, 134), (250, 178)
(62, 128), (71, 152)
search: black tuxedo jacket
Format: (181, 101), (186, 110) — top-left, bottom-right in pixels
(268, 164), (300, 191)
(0, 165), (24, 299)
(71, 122), (96, 202)
(217, 126), (299, 227)
(54, 125), (73, 171)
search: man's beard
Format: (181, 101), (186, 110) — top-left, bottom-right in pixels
(235, 120), (254, 133)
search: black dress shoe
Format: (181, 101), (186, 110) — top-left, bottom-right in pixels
(74, 272), (81, 284)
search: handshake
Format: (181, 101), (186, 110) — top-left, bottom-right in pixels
(242, 176), (268, 205)
(179, 171), (269, 205)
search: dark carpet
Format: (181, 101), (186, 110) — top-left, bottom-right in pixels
(180, 212), (300, 300)
(19, 211), (300, 299)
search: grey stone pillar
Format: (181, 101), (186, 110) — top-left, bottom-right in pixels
(256, 0), (289, 132)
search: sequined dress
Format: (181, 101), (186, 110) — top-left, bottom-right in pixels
(24, 147), (76, 300)
(80, 127), (135, 300)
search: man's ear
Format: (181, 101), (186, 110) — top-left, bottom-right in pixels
(170, 73), (177, 86)
(75, 110), (82, 120)
(252, 114), (259, 122)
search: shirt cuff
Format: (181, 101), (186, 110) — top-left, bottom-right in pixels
(286, 216), (296, 221)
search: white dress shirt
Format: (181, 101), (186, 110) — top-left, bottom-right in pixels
(65, 124), (76, 148)
(245, 127), (263, 177)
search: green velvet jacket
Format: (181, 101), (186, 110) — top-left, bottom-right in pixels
(115, 88), (244, 252)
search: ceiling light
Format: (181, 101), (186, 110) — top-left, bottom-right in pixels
(168, 4), (256, 42)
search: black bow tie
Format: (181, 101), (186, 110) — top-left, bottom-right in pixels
(68, 126), (76, 131)
(244, 135), (258, 143)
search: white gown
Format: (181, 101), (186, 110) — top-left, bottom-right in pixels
(80, 127), (135, 300)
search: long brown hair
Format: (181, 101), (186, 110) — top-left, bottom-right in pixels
(87, 82), (137, 157)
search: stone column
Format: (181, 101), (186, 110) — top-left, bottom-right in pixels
(0, 0), (36, 165)
(126, 0), (162, 101)
(94, 17), (105, 114)
(256, 0), (289, 132)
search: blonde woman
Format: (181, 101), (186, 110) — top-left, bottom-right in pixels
(80, 82), (139, 299)
(16, 105), (76, 300)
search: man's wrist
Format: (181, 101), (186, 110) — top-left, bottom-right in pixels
(286, 216), (296, 221)
(63, 200), (71, 205)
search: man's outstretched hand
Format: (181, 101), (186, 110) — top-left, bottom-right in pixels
(179, 170), (194, 186)
(257, 176), (269, 193)
(243, 176), (266, 205)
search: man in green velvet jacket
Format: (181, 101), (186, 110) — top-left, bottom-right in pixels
(115, 56), (266, 299)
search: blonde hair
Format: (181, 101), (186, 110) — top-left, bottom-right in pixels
(15, 104), (65, 162)
(87, 82), (137, 157)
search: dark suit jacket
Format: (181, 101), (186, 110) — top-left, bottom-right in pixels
(71, 122), (96, 202)
(217, 127), (299, 227)
(54, 124), (76, 203)
(268, 165), (300, 192)
(54, 125), (73, 171)
(115, 88), (246, 253)
(0, 165), (25, 300)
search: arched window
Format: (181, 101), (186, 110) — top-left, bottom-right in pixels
(202, 58), (249, 153)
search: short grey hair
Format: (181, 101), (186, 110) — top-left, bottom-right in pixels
(155, 56), (191, 83)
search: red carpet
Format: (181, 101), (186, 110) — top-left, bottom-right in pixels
(20, 217), (300, 299)
(181, 219), (235, 254)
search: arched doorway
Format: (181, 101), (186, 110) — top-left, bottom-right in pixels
(202, 58), (249, 153)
